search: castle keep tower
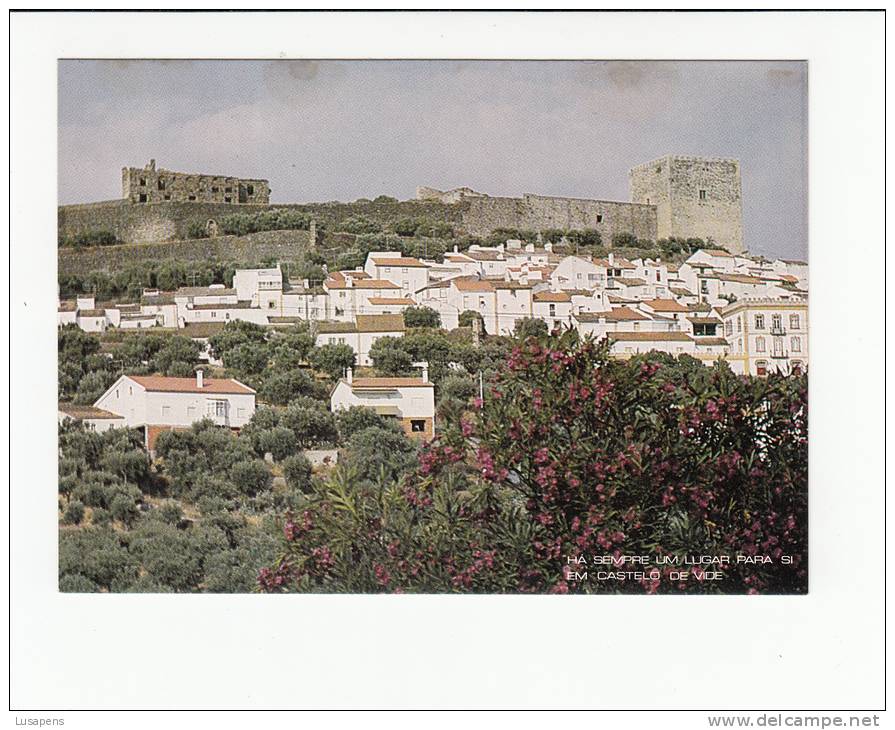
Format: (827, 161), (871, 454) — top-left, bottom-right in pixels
(629, 155), (744, 253)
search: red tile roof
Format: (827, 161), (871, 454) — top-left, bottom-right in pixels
(350, 377), (434, 389)
(641, 298), (690, 313)
(128, 375), (255, 395)
(371, 257), (427, 268)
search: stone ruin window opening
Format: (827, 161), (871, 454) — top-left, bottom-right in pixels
(138, 194), (147, 203)
(224, 196), (232, 203)
(139, 177), (146, 186)
(411, 420), (426, 433)
(225, 187), (233, 193)
(157, 179), (166, 191)
(699, 189), (707, 201)
(596, 214), (603, 224)
(247, 185), (254, 196)
(188, 195), (197, 202)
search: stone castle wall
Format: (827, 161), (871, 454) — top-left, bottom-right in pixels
(58, 229), (313, 276)
(460, 194), (657, 243)
(58, 199), (463, 246)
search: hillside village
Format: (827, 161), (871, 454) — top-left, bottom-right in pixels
(56, 156), (809, 595)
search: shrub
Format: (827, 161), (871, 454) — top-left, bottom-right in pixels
(229, 460), (273, 497)
(59, 528), (137, 591)
(59, 573), (100, 593)
(336, 216), (383, 235)
(110, 494), (140, 526)
(254, 426), (298, 461)
(611, 232), (639, 248)
(62, 500), (85, 525)
(403, 306), (441, 329)
(282, 454), (314, 493)
(336, 406), (402, 441)
(187, 220), (209, 239)
(513, 317), (549, 340)
(309, 344), (356, 381)
(458, 310), (485, 330)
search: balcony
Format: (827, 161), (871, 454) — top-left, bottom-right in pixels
(770, 326), (786, 336)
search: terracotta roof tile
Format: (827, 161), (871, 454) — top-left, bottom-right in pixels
(608, 331), (694, 342)
(349, 377), (434, 389)
(355, 314), (406, 333)
(128, 375), (255, 395)
(534, 291), (572, 302)
(371, 257), (428, 268)
(641, 298), (690, 313)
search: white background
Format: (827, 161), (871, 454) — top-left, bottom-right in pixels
(6, 9), (887, 725)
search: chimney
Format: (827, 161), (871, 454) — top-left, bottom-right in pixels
(609, 252), (615, 266)
(346, 367), (353, 384)
(453, 245), (459, 253)
(196, 369), (204, 388)
(412, 361), (429, 383)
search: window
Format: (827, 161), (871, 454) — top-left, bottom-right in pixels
(756, 336), (766, 352)
(596, 214), (603, 223)
(645, 198), (650, 205)
(211, 312), (216, 318)
(736, 316), (742, 332)
(755, 314), (765, 329)
(225, 187), (233, 193)
(157, 179), (166, 190)
(402, 268), (408, 274)
(138, 194), (147, 203)
(224, 197), (232, 203)
(791, 336), (801, 352)
(139, 177), (146, 186)
(656, 271), (661, 281)
(161, 405), (171, 418)
(225, 313), (230, 320)
(725, 320), (733, 336)
(699, 189), (707, 200)
(700, 280), (709, 294)
(164, 194), (171, 201)
(790, 314), (800, 329)
(247, 185), (254, 195)
(129, 386), (133, 395)
(756, 361), (768, 376)
(211, 187), (219, 193)
(268, 301), (276, 308)
(772, 314), (782, 331)
(549, 304), (556, 317)
(188, 195), (196, 201)
(411, 419), (426, 433)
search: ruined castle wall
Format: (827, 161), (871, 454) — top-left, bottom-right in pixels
(460, 195), (658, 243)
(58, 229), (313, 276)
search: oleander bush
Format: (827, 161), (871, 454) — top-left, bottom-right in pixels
(261, 330), (808, 594)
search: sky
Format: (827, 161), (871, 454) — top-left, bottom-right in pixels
(58, 60), (807, 260)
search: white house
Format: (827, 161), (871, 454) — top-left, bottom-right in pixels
(94, 372), (256, 450)
(330, 368), (436, 439)
(315, 314), (406, 367)
(549, 255), (606, 292)
(58, 403), (126, 433)
(364, 253), (430, 295)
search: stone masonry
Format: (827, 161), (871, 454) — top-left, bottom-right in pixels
(121, 159), (270, 206)
(629, 155), (743, 253)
